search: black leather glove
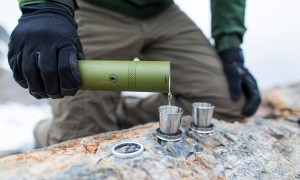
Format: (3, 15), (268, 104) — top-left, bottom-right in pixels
(8, 3), (84, 99)
(219, 48), (261, 116)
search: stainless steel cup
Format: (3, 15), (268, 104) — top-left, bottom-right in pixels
(192, 102), (214, 127)
(158, 105), (184, 135)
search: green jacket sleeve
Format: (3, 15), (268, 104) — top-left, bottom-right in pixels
(211, 0), (246, 52)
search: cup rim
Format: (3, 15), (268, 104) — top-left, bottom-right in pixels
(191, 102), (214, 109)
(158, 105), (184, 114)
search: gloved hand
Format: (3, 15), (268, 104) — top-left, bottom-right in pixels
(8, 3), (84, 99)
(219, 48), (261, 116)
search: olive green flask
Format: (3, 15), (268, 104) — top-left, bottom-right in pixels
(78, 60), (170, 92)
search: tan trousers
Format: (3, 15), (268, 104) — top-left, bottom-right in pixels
(34, 1), (245, 147)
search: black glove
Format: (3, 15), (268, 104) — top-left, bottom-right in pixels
(219, 48), (261, 116)
(8, 3), (84, 99)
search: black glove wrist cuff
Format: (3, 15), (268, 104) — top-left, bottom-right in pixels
(21, 3), (73, 17)
(51, 0), (78, 11)
(219, 48), (244, 64)
(19, 0), (76, 16)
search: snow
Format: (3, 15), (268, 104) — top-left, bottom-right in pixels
(0, 102), (52, 152)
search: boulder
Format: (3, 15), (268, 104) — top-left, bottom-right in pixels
(257, 82), (300, 123)
(0, 115), (299, 179)
(0, 83), (299, 179)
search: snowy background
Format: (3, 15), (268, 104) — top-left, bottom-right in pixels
(0, 0), (299, 156)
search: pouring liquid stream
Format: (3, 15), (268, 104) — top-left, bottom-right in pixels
(168, 78), (172, 106)
(168, 92), (172, 106)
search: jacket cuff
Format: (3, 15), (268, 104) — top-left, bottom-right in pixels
(215, 35), (242, 52)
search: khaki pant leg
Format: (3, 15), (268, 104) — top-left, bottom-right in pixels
(48, 91), (120, 145)
(36, 1), (146, 147)
(118, 5), (246, 127)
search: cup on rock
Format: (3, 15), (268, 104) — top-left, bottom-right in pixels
(191, 102), (214, 127)
(158, 105), (184, 135)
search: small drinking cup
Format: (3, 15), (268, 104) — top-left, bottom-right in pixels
(191, 102), (214, 127)
(158, 105), (184, 135)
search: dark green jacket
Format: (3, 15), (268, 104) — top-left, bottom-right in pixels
(19, 0), (246, 52)
(211, 0), (246, 52)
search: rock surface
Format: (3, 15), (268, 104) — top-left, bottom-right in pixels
(257, 82), (300, 123)
(0, 116), (299, 179)
(0, 83), (299, 179)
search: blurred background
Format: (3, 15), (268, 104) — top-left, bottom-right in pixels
(0, 0), (299, 156)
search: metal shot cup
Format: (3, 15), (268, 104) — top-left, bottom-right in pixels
(158, 105), (184, 135)
(192, 102), (214, 127)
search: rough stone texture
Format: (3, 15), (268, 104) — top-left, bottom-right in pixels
(257, 82), (300, 123)
(0, 83), (299, 179)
